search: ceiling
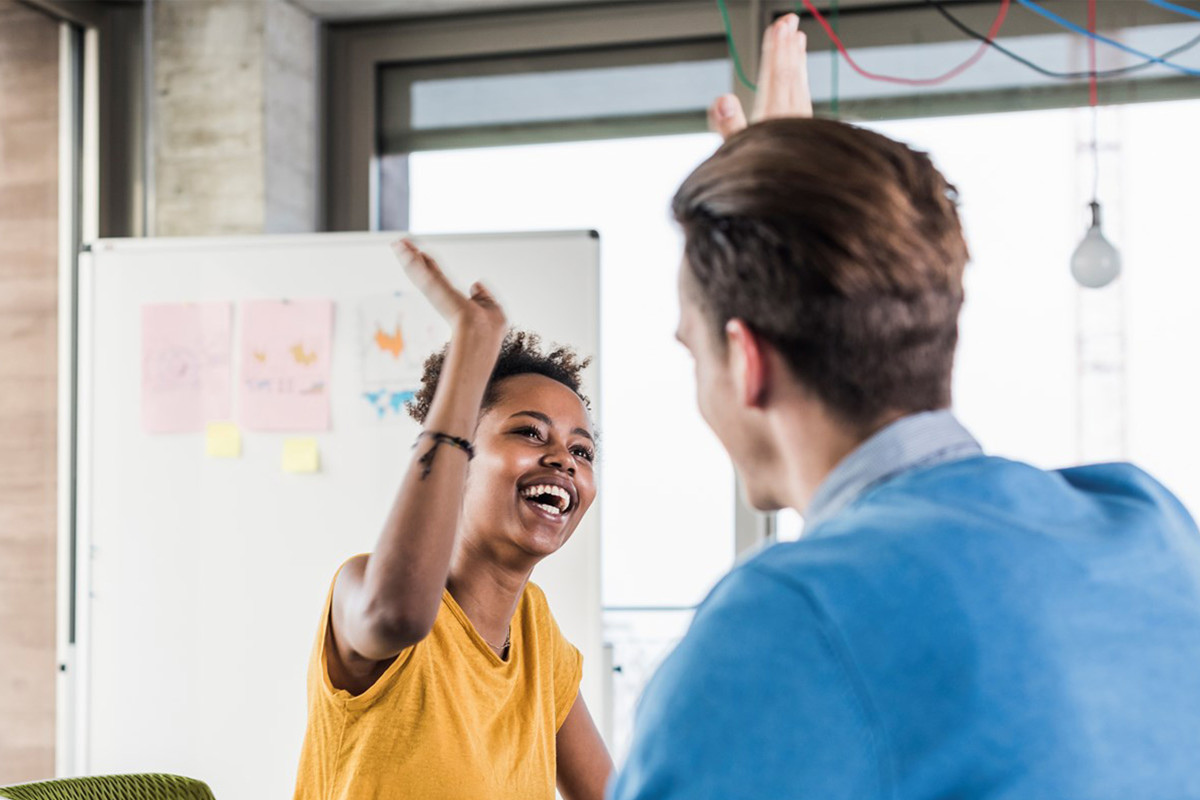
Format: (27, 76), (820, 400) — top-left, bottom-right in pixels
(287, 0), (903, 22)
(289, 0), (641, 20)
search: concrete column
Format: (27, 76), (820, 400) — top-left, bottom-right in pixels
(153, 0), (318, 236)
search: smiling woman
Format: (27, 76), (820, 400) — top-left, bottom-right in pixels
(292, 242), (613, 800)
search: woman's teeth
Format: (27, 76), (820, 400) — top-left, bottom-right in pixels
(520, 484), (570, 514)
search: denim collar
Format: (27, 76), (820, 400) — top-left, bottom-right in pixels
(802, 410), (983, 535)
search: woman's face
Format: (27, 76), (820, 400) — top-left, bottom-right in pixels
(461, 373), (597, 564)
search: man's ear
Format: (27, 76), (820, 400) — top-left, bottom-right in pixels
(725, 318), (769, 409)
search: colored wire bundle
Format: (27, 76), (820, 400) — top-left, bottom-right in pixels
(1014, 0), (1200, 77)
(1143, 0), (1200, 23)
(923, 0), (1200, 80)
(798, 0), (1012, 86)
(716, 0), (1200, 92)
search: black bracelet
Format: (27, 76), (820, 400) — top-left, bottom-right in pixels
(414, 431), (474, 480)
(415, 430), (475, 460)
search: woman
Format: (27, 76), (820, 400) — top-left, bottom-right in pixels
(293, 239), (612, 800)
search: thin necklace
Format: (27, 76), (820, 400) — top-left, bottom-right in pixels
(484, 628), (511, 654)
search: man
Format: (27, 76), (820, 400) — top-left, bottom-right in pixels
(608, 13), (1200, 800)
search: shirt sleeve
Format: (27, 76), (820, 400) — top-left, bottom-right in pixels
(607, 564), (887, 800)
(533, 584), (583, 731)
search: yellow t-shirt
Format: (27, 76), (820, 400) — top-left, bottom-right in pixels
(293, 570), (583, 800)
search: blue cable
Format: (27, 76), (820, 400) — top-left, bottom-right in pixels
(1145, 0), (1200, 23)
(1015, 0), (1200, 76)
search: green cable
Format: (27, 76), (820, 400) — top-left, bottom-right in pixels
(830, 0), (840, 116)
(717, 0), (758, 92)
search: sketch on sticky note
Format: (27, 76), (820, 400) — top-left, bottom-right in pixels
(142, 302), (233, 434)
(357, 293), (447, 425)
(144, 346), (202, 391)
(291, 343), (319, 366)
(374, 325), (405, 359)
(360, 389), (417, 421)
(389, 390), (415, 413)
(239, 299), (333, 431)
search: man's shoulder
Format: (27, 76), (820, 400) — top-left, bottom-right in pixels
(805, 455), (1196, 546)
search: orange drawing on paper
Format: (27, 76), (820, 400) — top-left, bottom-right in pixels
(374, 325), (405, 359)
(291, 343), (318, 366)
(252, 350), (267, 363)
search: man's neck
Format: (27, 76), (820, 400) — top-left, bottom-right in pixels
(771, 403), (906, 513)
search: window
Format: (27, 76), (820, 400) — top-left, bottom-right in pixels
(778, 97), (1200, 542)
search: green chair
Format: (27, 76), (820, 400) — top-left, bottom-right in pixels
(0, 774), (215, 800)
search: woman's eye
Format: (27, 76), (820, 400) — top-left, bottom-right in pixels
(572, 447), (595, 462)
(515, 426), (543, 440)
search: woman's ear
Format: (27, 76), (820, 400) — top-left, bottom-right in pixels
(725, 318), (769, 410)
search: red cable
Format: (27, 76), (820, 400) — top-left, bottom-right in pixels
(797, 0), (1011, 87)
(1087, 0), (1099, 105)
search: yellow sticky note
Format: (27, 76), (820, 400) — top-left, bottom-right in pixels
(282, 438), (320, 473)
(206, 422), (241, 459)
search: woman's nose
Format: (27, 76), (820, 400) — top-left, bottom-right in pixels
(539, 446), (575, 475)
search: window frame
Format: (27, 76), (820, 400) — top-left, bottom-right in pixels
(322, 0), (751, 232)
(324, 0), (1200, 228)
(379, 39), (731, 154)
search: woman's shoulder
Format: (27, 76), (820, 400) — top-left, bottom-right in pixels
(522, 580), (549, 605)
(519, 581), (569, 638)
(519, 581), (553, 623)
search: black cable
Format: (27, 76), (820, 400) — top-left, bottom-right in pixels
(923, 0), (1200, 80)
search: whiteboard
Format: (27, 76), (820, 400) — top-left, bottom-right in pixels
(73, 231), (602, 800)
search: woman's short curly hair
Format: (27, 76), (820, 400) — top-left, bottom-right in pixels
(406, 329), (592, 425)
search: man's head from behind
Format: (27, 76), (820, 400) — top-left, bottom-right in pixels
(673, 118), (969, 511)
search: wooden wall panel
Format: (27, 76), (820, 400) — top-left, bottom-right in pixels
(0, 0), (59, 783)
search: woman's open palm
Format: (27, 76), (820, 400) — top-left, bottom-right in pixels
(392, 239), (508, 347)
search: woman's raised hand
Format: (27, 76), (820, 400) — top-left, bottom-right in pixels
(708, 13), (813, 142)
(392, 238), (508, 348)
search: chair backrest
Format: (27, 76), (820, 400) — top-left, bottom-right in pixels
(0, 774), (215, 800)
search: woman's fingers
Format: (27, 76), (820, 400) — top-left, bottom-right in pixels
(392, 240), (508, 337)
(469, 281), (498, 308)
(392, 239), (468, 322)
(708, 94), (749, 141)
(468, 281), (508, 329)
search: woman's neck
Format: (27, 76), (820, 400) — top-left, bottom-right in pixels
(446, 542), (532, 651)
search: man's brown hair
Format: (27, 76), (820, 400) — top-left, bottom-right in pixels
(673, 117), (970, 428)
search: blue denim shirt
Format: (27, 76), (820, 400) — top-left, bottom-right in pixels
(610, 416), (1200, 800)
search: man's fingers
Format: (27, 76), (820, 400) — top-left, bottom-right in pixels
(789, 28), (814, 118)
(751, 14), (793, 121)
(751, 14), (813, 123)
(708, 94), (748, 141)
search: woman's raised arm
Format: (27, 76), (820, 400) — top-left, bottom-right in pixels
(330, 240), (508, 673)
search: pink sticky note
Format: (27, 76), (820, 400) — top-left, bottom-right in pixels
(142, 303), (233, 434)
(238, 299), (333, 431)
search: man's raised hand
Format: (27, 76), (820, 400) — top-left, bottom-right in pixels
(708, 13), (813, 142)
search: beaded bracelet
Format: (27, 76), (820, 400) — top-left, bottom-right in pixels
(413, 431), (475, 479)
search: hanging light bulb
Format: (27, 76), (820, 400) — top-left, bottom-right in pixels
(1071, 200), (1121, 289)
